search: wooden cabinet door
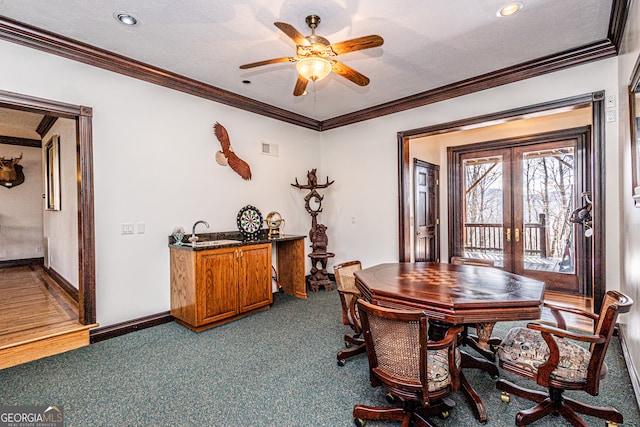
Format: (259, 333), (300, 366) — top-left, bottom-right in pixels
(196, 248), (239, 325)
(238, 243), (272, 312)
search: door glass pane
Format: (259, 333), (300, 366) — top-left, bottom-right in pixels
(521, 147), (575, 274)
(462, 156), (504, 267)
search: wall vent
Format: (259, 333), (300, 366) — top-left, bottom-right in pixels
(261, 142), (279, 157)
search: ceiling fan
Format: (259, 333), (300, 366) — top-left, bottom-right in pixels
(239, 15), (384, 96)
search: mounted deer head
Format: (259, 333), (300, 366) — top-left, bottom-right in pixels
(0, 153), (22, 182)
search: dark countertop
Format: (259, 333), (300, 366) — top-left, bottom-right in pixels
(168, 230), (306, 251)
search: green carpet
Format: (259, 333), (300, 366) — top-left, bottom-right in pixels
(1, 290), (638, 426)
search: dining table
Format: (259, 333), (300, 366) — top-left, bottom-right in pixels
(354, 262), (546, 423)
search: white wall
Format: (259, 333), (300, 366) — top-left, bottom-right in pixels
(0, 143), (43, 260)
(618, 0), (640, 394)
(0, 39), (321, 326)
(42, 118), (79, 287)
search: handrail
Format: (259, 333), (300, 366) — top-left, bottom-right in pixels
(463, 214), (547, 257)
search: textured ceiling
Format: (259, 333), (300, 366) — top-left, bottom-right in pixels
(0, 0), (614, 122)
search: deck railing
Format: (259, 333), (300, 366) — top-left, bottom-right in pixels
(463, 214), (547, 257)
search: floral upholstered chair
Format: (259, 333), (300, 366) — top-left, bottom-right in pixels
(496, 290), (633, 427)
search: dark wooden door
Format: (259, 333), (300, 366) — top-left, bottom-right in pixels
(414, 160), (440, 262)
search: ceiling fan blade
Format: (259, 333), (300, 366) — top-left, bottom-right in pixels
(239, 57), (296, 69)
(331, 61), (370, 86)
(330, 35), (383, 55)
(274, 22), (311, 46)
(293, 74), (309, 96)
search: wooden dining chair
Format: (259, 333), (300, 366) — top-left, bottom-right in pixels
(333, 260), (366, 366)
(353, 299), (462, 427)
(496, 290), (633, 427)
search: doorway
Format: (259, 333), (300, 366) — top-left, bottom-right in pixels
(397, 91), (606, 312)
(449, 128), (592, 295)
(0, 89), (96, 325)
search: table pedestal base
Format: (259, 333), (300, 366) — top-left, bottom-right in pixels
(429, 319), (497, 424)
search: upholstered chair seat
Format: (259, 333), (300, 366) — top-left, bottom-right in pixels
(498, 326), (604, 384)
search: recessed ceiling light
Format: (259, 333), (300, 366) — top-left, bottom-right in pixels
(497, 2), (524, 17)
(114, 12), (138, 26)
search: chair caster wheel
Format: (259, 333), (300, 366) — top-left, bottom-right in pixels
(354, 418), (366, 427)
(385, 393), (395, 404)
(345, 341), (353, 348)
(606, 422), (618, 427)
(337, 359), (346, 367)
(500, 391), (510, 403)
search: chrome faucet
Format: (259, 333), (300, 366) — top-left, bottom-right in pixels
(189, 220), (210, 242)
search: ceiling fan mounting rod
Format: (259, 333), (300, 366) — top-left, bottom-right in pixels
(306, 15), (320, 34)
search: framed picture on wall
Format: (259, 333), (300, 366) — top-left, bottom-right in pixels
(44, 135), (61, 211)
(629, 51), (640, 207)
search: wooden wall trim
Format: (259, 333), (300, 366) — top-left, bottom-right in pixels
(609, 0), (632, 51)
(90, 311), (174, 343)
(77, 107), (96, 324)
(36, 115), (58, 138)
(0, 135), (41, 147)
(0, 16), (319, 131)
(321, 40), (616, 130)
(0, 258), (43, 268)
(46, 267), (79, 303)
(0, 9), (627, 132)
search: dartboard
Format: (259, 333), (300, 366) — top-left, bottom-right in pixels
(237, 205), (263, 240)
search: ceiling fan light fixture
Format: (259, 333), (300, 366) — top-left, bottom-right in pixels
(296, 57), (332, 82)
(497, 2), (524, 17)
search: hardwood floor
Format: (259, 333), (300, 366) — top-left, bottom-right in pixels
(0, 264), (95, 369)
(540, 290), (594, 331)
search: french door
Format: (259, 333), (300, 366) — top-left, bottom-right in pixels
(450, 128), (592, 294)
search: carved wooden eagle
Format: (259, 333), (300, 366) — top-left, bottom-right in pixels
(213, 122), (252, 180)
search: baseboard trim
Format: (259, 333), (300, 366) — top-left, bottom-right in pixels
(618, 324), (640, 412)
(45, 267), (79, 303)
(90, 311), (174, 343)
(0, 257), (44, 268)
